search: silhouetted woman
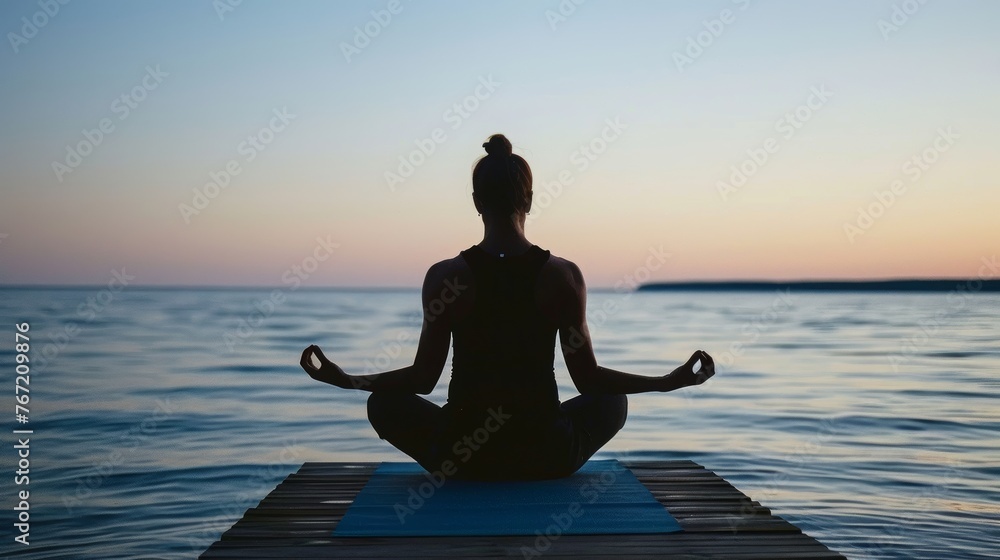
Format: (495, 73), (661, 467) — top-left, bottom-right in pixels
(300, 134), (715, 480)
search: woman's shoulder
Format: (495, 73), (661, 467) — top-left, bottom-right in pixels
(424, 253), (470, 281)
(539, 251), (585, 290)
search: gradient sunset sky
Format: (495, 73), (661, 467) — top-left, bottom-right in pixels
(2, 0), (998, 287)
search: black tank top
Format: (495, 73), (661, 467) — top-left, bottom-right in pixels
(448, 244), (559, 416)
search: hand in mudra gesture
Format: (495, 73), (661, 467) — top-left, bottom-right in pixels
(664, 350), (716, 390)
(299, 345), (349, 388)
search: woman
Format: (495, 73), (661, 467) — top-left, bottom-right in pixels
(300, 134), (715, 481)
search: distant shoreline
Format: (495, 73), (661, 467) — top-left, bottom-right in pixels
(2, 279), (999, 292)
(637, 279), (1000, 292)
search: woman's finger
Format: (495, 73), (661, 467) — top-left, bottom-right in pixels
(300, 347), (317, 371)
(312, 346), (329, 364)
(686, 351), (701, 368)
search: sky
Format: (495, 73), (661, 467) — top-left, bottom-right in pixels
(1, 0), (998, 287)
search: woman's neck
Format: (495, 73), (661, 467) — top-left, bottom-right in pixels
(479, 213), (531, 256)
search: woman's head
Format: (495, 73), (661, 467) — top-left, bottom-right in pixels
(472, 134), (532, 217)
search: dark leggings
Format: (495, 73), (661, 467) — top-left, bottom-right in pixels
(367, 392), (628, 480)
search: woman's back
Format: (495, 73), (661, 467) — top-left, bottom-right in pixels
(449, 243), (559, 414)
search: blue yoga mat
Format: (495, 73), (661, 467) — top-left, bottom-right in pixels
(333, 459), (681, 536)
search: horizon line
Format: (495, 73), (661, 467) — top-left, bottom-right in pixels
(1, 276), (998, 292)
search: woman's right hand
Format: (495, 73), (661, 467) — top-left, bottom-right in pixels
(300, 344), (349, 388)
(664, 350), (716, 390)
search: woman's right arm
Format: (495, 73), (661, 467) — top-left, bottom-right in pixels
(555, 260), (715, 394)
(299, 261), (454, 394)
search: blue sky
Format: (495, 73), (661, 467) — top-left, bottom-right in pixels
(1, 0), (998, 286)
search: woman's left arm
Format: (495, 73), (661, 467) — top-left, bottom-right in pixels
(300, 263), (453, 394)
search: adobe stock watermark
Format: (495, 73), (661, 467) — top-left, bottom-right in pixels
(843, 127), (958, 244)
(672, 0), (751, 72)
(545, 0), (587, 31)
(7, 0), (71, 54)
(394, 407), (512, 524)
(861, 461), (964, 556)
(887, 256), (997, 372)
(51, 65), (168, 183)
(357, 277), (468, 388)
(384, 74), (500, 191)
(560, 245), (671, 356)
(340, 0), (409, 63)
(213, 0), (245, 22)
(527, 117), (627, 224)
(178, 107), (296, 224)
(728, 415), (841, 533)
(718, 289), (795, 372)
(186, 439), (301, 554)
(222, 235), (338, 352)
(878, 0), (932, 42)
(34, 267), (135, 374)
(716, 84), (833, 201)
(63, 398), (174, 514)
(520, 460), (630, 558)
(610, 245), (672, 295)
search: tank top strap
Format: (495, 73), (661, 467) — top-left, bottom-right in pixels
(460, 244), (550, 272)
(523, 245), (552, 278)
(458, 244), (550, 311)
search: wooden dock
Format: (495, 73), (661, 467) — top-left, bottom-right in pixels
(200, 460), (845, 559)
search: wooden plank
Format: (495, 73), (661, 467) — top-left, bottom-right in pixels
(199, 461), (846, 560)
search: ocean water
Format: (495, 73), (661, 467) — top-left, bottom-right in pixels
(0, 287), (997, 559)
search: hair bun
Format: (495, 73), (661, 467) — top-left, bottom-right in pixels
(482, 134), (512, 157)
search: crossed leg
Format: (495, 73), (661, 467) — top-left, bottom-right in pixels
(367, 391), (628, 478)
(560, 393), (628, 472)
(366, 392), (444, 471)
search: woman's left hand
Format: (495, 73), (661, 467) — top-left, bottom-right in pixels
(299, 345), (349, 388)
(663, 350), (716, 390)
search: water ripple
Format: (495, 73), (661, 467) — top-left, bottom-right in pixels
(0, 289), (996, 559)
